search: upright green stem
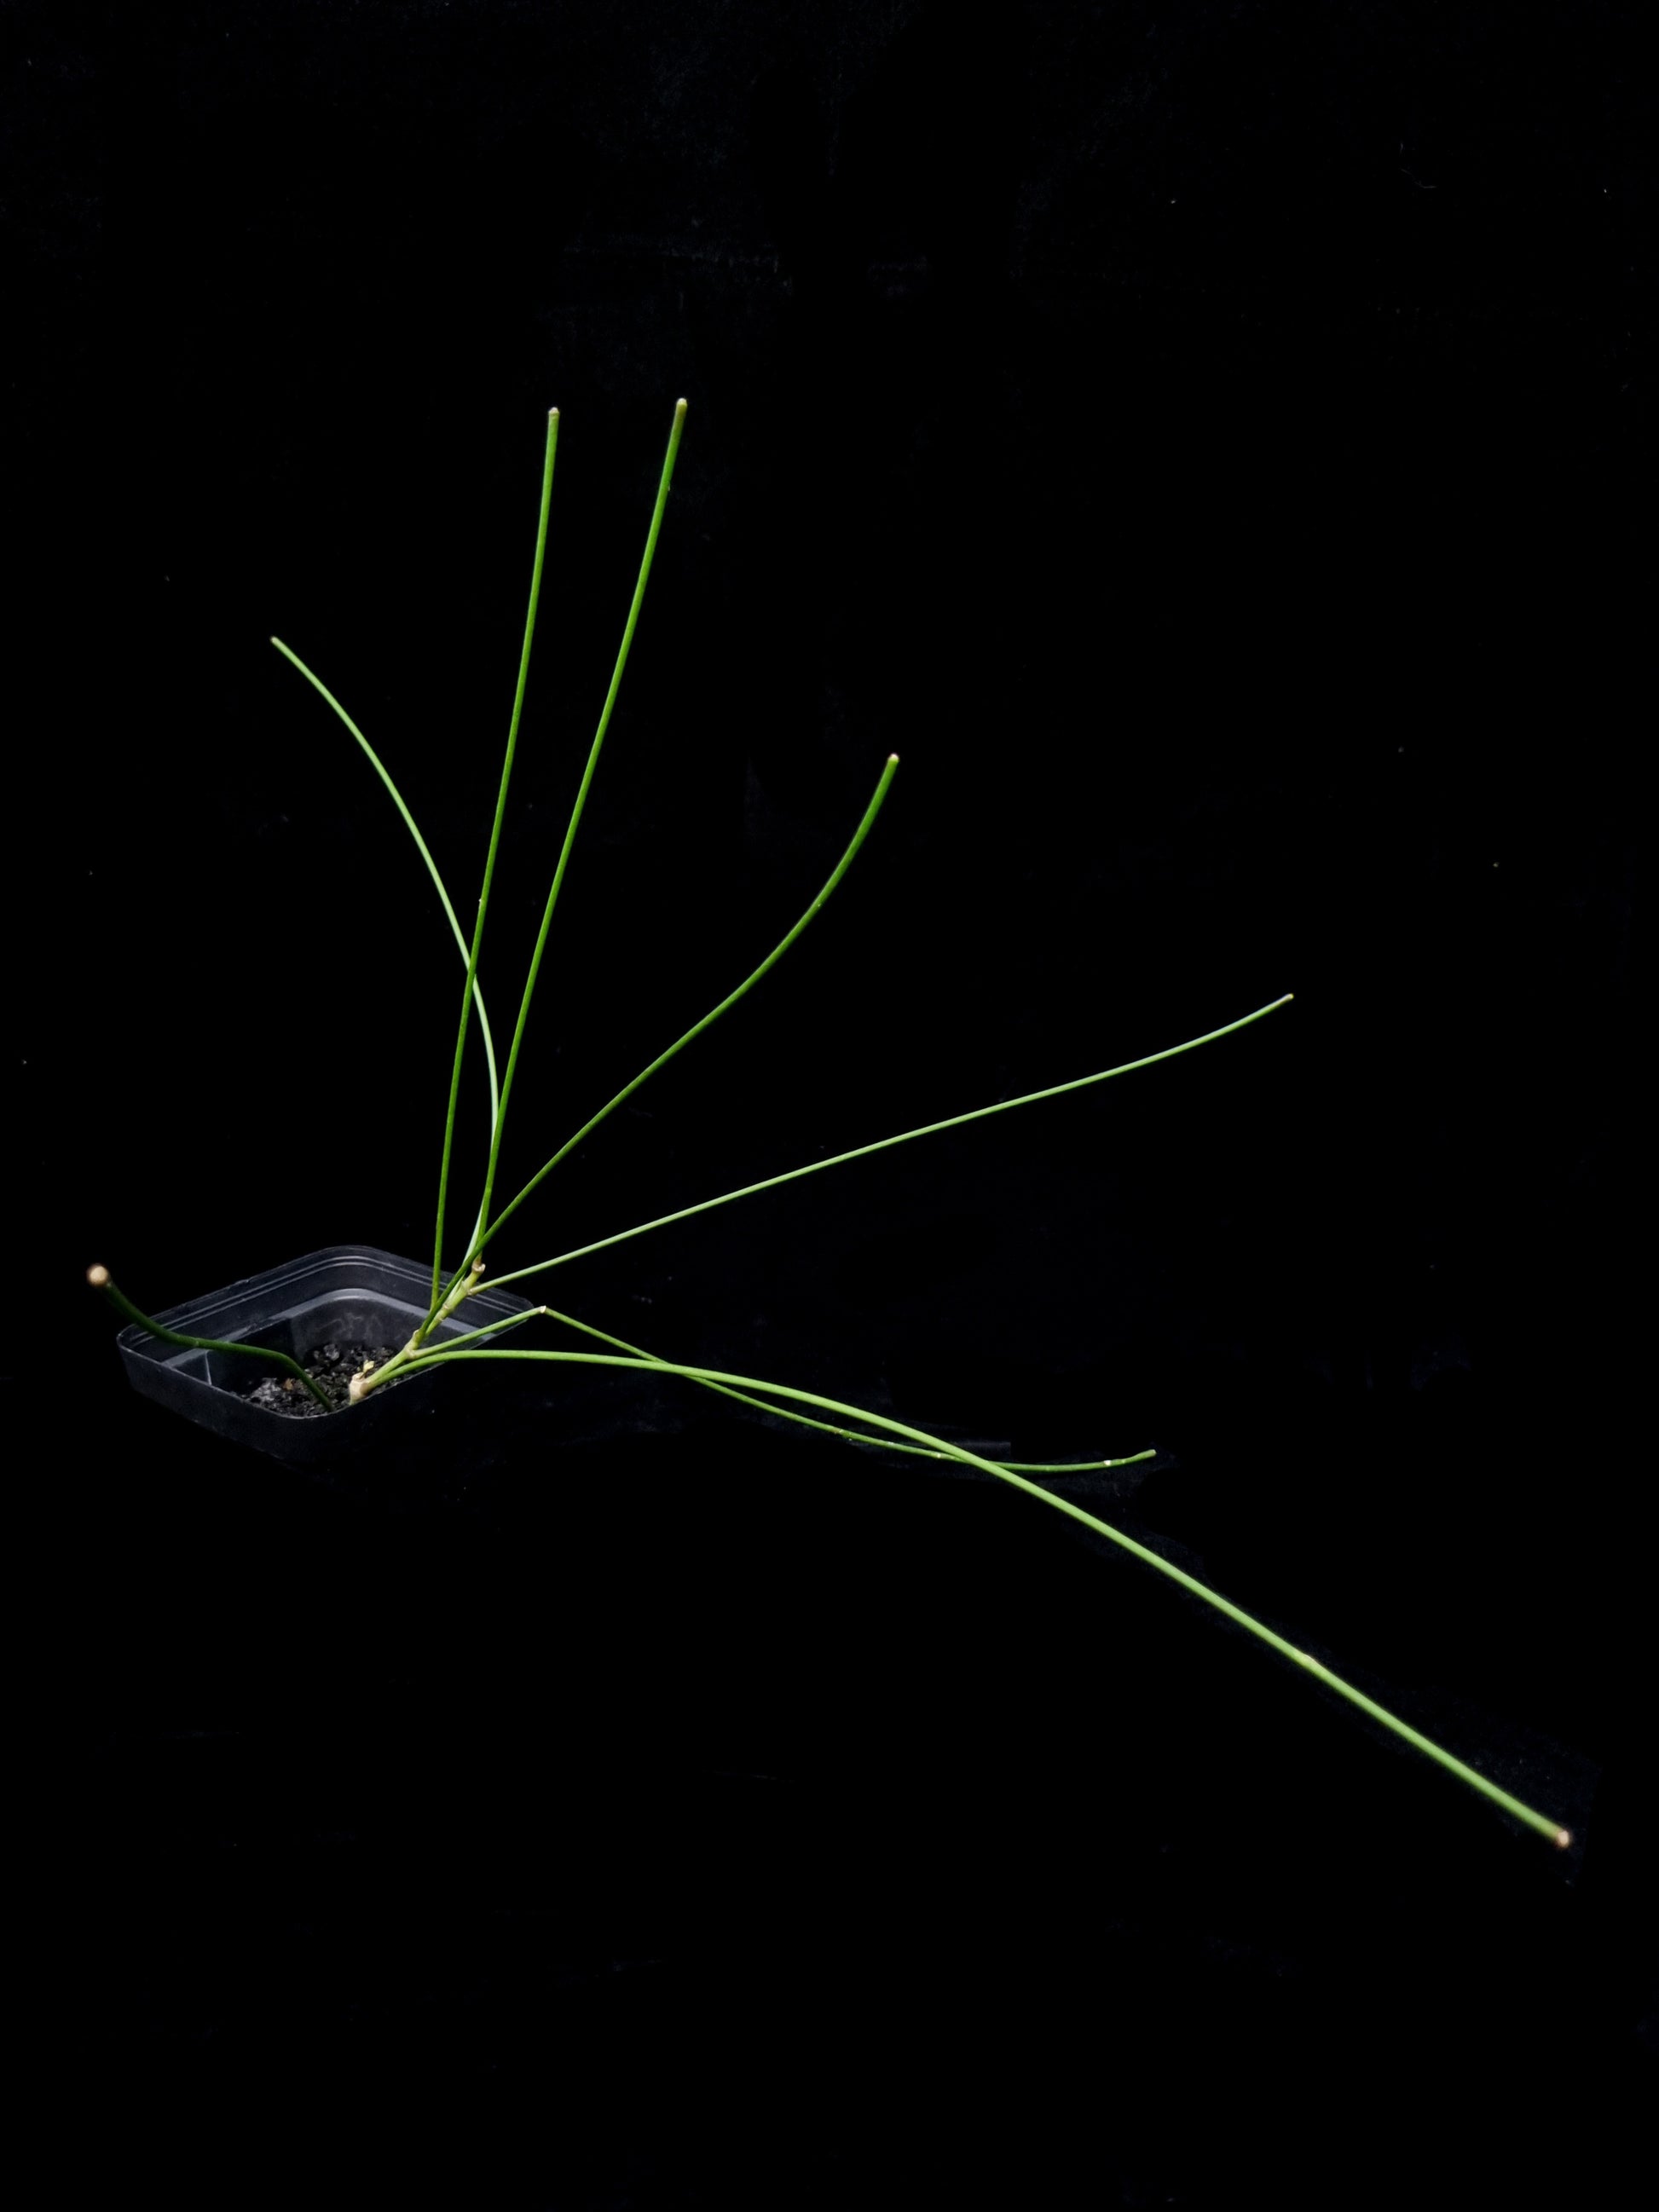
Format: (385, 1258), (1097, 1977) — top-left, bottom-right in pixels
(468, 752), (899, 1267)
(428, 407), (560, 1315)
(450, 398), (689, 1314)
(411, 1343), (1572, 1849)
(482, 996), (1294, 1299)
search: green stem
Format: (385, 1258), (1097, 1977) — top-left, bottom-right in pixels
(86, 1268), (332, 1410)
(410, 1342), (1572, 1849)
(448, 398), (689, 1318)
(269, 634), (500, 1240)
(483, 996), (1294, 1300)
(468, 751), (899, 1268)
(500, 1299), (1155, 1477)
(428, 407), (560, 1316)
(352, 1300), (548, 1396)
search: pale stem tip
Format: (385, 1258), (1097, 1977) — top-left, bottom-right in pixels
(1554, 1828), (1572, 1850)
(887, 753), (900, 765)
(86, 1263), (109, 1290)
(674, 396), (688, 414)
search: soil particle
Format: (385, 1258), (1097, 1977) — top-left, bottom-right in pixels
(243, 1339), (401, 1418)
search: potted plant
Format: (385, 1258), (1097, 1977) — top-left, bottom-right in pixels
(89, 399), (1570, 1853)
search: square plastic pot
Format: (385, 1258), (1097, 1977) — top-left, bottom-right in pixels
(114, 1243), (540, 1483)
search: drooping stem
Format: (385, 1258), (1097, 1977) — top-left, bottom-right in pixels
(403, 1342), (1572, 1849)
(442, 399), (689, 1322)
(373, 1294), (1153, 1476)
(482, 995), (1294, 1300)
(85, 1266), (332, 1409)
(428, 407), (560, 1315)
(512, 1298), (1156, 1477)
(378, 1291), (1142, 1471)
(270, 634), (500, 1242)
(465, 751), (899, 1270)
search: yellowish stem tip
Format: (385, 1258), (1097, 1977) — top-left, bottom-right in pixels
(1555, 1828), (1572, 1850)
(86, 1264), (110, 1290)
(674, 396), (688, 413)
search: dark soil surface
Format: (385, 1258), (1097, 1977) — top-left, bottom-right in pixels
(243, 1340), (400, 1418)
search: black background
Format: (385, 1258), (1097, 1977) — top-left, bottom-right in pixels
(11, 3), (1651, 2203)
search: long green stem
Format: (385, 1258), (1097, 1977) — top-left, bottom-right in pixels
(451, 398), (689, 1314)
(584, 1314), (1144, 1476)
(465, 752), (899, 1270)
(428, 407), (560, 1314)
(408, 1342), (1572, 1848)
(483, 996), (1294, 1299)
(511, 1299), (1156, 1476)
(86, 1267), (332, 1409)
(269, 634), (500, 1240)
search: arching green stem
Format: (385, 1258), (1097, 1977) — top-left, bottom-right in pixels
(482, 996), (1294, 1300)
(270, 634), (500, 1246)
(379, 1294), (1152, 1474)
(518, 1300), (1155, 1476)
(460, 751), (899, 1276)
(404, 1342), (1572, 1849)
(86, 1268), (331, 1409)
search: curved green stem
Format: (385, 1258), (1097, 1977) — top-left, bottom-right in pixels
(269, 633), (500, 1243)
(556, 1308), (1147, 1476)
(408, 1342), (1571, 1849)
(465, 750), (899, 1271)
(483, 995), (1294, 1299)
(87, 1268), (331, 1409)
(507, 1299), (1155, 1476)
(445, 399), (688, 1325)
(428, 407), (560, 1314)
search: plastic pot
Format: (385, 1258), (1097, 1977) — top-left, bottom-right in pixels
(113, 1243), (541, 1485)
(112, 1244), (1147, 1513)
